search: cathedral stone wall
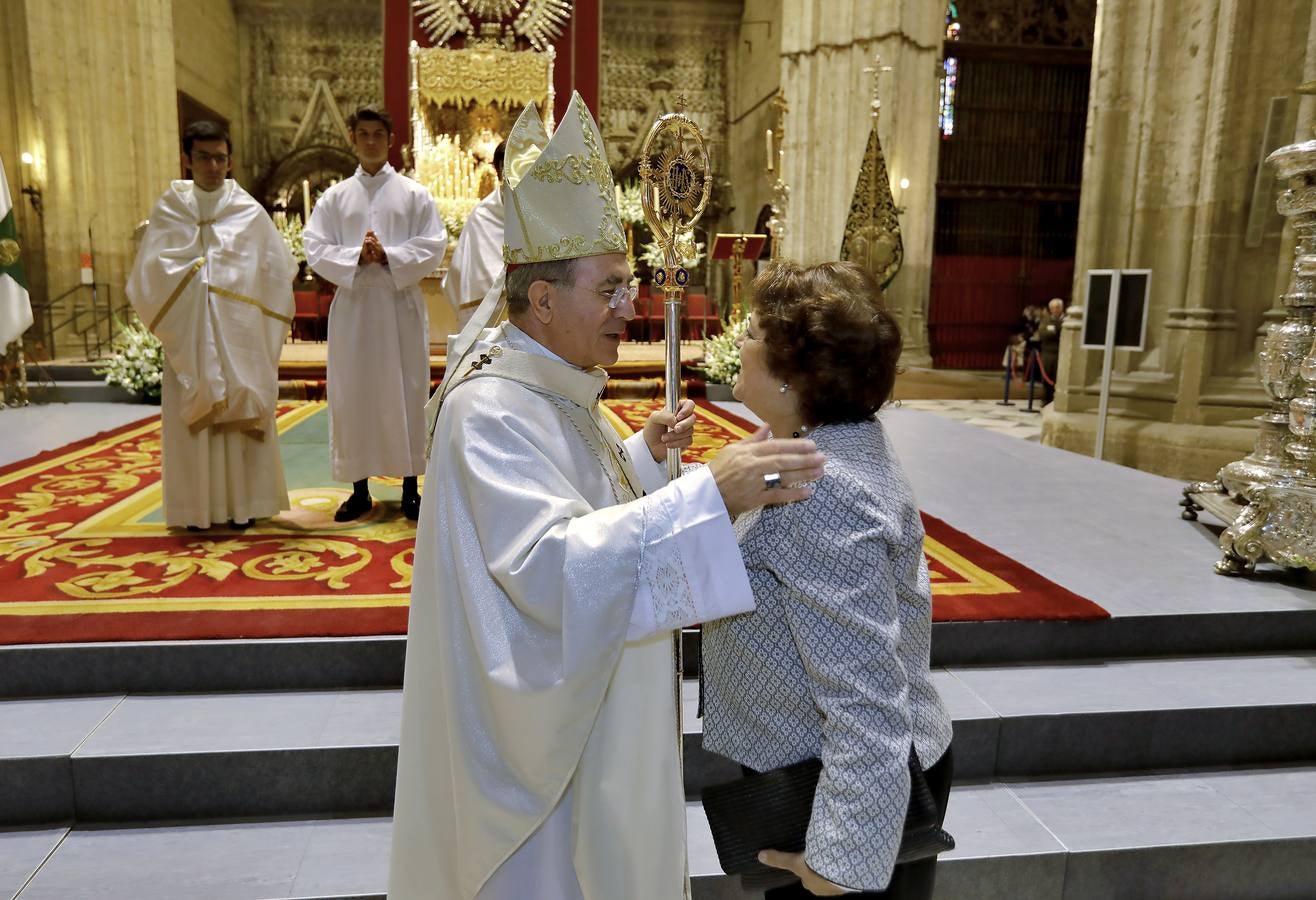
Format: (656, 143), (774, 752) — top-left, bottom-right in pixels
(725, 0), (783, 245)
(775, 0), (940, 364)
(234, 0), (382, 207)
(1045, 0), (1316, 481)
(174, 0), (245, 182)
(3, 0), (179, 358)
(0, 0), (47, 326)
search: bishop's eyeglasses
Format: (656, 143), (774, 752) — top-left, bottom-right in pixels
(548, 280), (639, 310)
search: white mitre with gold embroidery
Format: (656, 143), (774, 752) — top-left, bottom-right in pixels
(424, 93), (626, 457)
(502, 100), (550, 191)
(502, 90), (626, 265)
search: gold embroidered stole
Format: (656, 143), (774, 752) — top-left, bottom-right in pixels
(451, 344), (645, 502)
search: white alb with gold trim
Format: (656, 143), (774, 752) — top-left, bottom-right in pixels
(126, 180), (296, 528)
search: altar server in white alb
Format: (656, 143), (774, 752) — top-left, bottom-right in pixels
(303, 105), (447, 522)
(387, 94), (826, 900)
(443, 141), (505, 330)
(127, 120), (296, 530)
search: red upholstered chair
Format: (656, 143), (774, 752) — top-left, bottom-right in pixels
(638, 284), (666, 343)
(682, 293), (721, 341)
(292, 291), (319, 342)
(316, 293), (334, 341)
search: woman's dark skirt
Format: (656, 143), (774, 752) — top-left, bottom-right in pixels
(762, 747), (954, 900)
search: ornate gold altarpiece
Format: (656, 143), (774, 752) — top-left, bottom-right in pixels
(408, 37), (555, 236)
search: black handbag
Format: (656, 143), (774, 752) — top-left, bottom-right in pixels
(702, 747), (954, 891)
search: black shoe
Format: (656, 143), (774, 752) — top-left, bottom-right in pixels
(186, 525), (204, 532)
(401, 491), (421, 522)
(228, 519), (254, 530)
(334, 492), (373, 522)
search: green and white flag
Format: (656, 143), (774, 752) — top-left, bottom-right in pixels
(0, 155), (33, 349)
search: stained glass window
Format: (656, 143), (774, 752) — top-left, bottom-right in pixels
(940, 3), (961, 138)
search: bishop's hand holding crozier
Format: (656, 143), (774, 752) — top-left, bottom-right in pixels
(388, 92), (822, 900)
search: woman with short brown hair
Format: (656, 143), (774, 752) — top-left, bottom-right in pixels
(702, 260), (954, 898)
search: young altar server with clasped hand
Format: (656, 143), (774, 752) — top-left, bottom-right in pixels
(303, 105), (447, 522)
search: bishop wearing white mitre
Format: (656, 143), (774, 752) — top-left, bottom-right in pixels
(303, 105), (447, 522)
(387, 94), (823, 900)
(127, 120), (296, 530)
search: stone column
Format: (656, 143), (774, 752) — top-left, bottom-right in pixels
(0, 0), (47, 331)
(173, 0), (243, 183)
(15, 0), (178, 358)
(776, 0), (940, 365)
(1044, 0), (1315, 479)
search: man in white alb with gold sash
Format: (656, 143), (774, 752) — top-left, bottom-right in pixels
(126, 121), (296, 530)
(387, 95), (824, 900)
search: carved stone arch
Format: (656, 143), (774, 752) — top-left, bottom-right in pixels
(261, 145), (358, 216)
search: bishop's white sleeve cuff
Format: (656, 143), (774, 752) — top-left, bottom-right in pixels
(626, 465), (755, 642)
(623, 431), (667, 495)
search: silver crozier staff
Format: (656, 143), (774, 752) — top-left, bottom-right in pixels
(639, 97), (712, 480)
(637, 96), (711, 899)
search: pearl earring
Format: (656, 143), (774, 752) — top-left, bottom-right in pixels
(779, 383), (789, 394)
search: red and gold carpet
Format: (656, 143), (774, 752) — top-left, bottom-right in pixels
(0, 400), (1104, 645)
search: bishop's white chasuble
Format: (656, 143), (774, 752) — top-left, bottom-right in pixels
(303, 164), (447, 483)
(442, 189), (504, 330)
(126, 180), (296, 528)
(388, 324), (754, 900)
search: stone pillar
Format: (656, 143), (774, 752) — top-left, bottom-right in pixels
(776, 0), (940, 364)
(726, 0), (784, 250)
(12, 0), (178, 358)
(173, 0), (243, 183)
(0, 0), (47, 333)
(1044, 0), (1316, 479)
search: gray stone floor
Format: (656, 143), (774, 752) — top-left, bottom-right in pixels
(0, 403), (154, 469)
(713, 400), (1316, 618)
(7, 769), (1316, 899)
(3, 400), (1315, 899)
(897, 398), (1045, 443)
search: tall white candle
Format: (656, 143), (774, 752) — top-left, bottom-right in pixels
(302, 179), (312, 216)
(766, 129), (774, 171)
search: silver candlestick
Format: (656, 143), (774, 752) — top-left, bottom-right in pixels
(1208, 137), (1316, 574)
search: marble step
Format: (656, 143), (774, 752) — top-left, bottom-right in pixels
(5, 653), (1316, 826)
(8, 604), (1316, 698)
(7, 765), (1316, 900)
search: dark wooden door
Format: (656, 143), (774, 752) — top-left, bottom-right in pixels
(930, 7), (1094, 369)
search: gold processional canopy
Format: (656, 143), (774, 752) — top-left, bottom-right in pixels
(408, 36), (556, 238)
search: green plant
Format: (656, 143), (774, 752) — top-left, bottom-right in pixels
(700, 316), (748, 385)
(95, 315), (164, 402)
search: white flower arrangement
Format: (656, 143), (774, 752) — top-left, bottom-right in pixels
(435, 196), (477, 240)
(700, 316), (748, 385)
(615, 180), (646, 226)
(639, 232), (705, 271)
(95, 315), (165, 403)
(273, 211), (307, 265)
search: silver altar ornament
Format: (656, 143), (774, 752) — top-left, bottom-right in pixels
(1185, 135), (1316, 575)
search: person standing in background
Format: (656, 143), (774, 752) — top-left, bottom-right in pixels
(1037, 297), (1066, 405)
(127, 120), (296, 531)
(304, 105), (447, 522)
(443, 142), (505, 330)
